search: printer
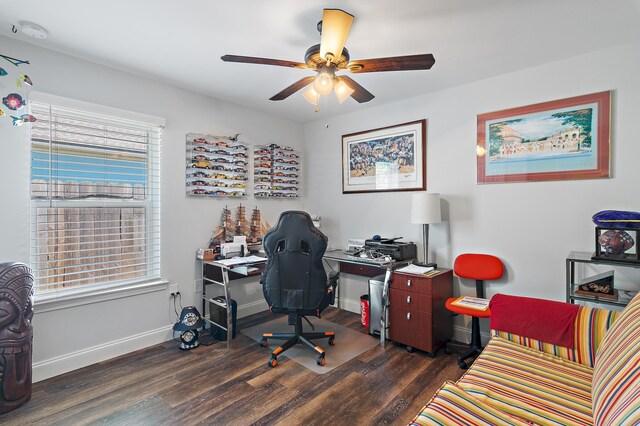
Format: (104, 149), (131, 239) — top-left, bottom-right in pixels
(364, 237), (417, 261)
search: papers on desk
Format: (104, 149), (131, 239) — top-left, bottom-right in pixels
(215, 255), (266, 266)
(450, 296), (490, 311)
(396, 264), (434, 275)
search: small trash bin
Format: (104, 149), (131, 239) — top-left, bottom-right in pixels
(369, 274), (388, 338)
(360, 294), (370, 328)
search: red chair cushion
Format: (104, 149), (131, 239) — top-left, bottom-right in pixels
(446, 297), (491, 318)
(454, 253), (504, 281)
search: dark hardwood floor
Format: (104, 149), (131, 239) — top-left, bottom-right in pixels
(3, 307), (464, 425)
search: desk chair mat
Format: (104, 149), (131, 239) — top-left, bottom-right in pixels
(241, 316), (378, 374)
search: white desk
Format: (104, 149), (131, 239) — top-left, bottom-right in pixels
(201, 257), (267, 349)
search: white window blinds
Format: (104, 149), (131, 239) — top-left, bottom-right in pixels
(30, 100), (162, 297)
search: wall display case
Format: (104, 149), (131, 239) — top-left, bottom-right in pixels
(253, 144), (300, 198)
(186, 133), (248, 197)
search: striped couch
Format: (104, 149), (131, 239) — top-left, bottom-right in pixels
(411, 293), (640, 425)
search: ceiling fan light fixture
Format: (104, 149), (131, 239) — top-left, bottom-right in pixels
(319, 9), (354, 64)
(313, 67), (334, 96)
(334, 78), (354, 103)
(303, 86), (320, 106)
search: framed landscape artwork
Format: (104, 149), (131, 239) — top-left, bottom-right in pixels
(342, 119), (426, 193)
(477, 91), (611, 184)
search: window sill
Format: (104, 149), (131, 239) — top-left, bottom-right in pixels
(34, 280), (169, 314)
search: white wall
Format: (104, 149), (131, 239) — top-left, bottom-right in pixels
(0, 36), (305, 381)
(304, 40), (640, 340)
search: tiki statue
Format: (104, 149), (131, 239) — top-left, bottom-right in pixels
(0, 262), (34, 414)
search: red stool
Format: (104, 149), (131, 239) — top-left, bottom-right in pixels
(446, 253), (504, 369)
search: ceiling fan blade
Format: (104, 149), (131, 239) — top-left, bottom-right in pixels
(221, 55), (308, 69)
(347, 54), (435, 73)
(340, 76), (375, 103)
(319, 9), (354, 64)
(269, 76), (315, 101)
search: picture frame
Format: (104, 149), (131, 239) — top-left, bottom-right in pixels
(477, 91), (611, 184)
(342, 119), (426, 194)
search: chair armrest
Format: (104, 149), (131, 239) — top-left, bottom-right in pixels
(327, 272), (339, 305)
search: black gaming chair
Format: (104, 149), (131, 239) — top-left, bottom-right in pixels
(260, 211), (339, 368)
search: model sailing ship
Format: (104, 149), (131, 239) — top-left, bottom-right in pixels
(209, 204), (270, 251)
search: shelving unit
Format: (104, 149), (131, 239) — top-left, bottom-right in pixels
(566, 251), (640, 308)
(253, 144), (300, 198)
(185, 133), (248, 197)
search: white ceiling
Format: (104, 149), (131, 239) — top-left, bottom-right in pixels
(1, 0), (639, 123)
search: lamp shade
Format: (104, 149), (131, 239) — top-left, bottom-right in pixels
(410, 193), (441, 224)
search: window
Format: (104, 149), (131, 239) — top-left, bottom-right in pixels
(29, 95), (163, 298)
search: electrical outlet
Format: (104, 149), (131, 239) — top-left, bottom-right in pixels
(169, 283), (179, 294)
(194, 278), (202, 293)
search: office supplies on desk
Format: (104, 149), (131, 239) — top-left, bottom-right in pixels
(347, 238), (366, 251)
(221, 242), (244, 258)
(196, 248), (215, 260)
(344, 247), (364, 256)
(215, 255), (265, 267)
(396, 264), (434, 275)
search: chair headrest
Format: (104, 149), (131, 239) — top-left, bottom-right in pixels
(263, 211), (326, 255)
(454, 253), (504, 281)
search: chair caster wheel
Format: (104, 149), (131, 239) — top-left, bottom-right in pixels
(317, 356), (325, 366)
(328, 336), (336, 346)
(406, 346), (414, 353)
(268, 357), (278, 368)
(457, 359), (468, 369)
(444, 345), (451, 355)
(260, 338), (268, 348)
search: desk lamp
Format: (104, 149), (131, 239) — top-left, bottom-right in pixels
(410, 193), (441, 267)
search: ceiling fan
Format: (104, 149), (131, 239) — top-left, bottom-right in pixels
(221, 9), (435, 105)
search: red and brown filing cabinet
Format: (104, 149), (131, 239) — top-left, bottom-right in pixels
(389, 269), (453, 355)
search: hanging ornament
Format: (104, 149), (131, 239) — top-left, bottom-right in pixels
(0, 54), (30, 67)
(0, 68), (7, 76)
(19, 74), (33, 86)
(2, 93), (26, 110)
(11, 114), (36, 126)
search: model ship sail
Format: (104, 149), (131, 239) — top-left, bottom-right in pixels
(223, 206), (235, 238)
(236, 204), (250, 237)
(250, 207), (263, 243)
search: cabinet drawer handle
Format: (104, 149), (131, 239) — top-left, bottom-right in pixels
(407, 295), (411, 304)
(407, 279), (412, 287)
(406, 312), (411, 320)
